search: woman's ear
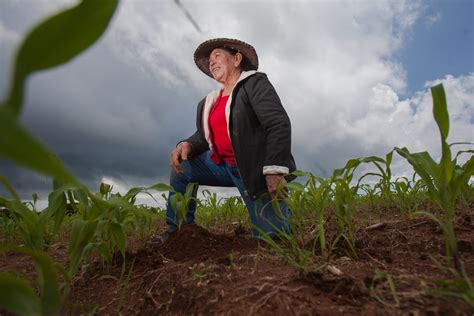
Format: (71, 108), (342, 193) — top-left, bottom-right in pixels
(234, 52), (243, 67)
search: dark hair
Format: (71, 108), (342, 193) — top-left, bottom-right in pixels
(218, 46), (253, 72)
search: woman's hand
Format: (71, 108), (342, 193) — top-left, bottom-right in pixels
(170, 142), (191, 174)
(265, 174), (288, 199)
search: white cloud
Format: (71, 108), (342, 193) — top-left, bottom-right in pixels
(0, 0), (472, 198)
(0, 22), (19, 42)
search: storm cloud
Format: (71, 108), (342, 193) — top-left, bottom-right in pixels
(0, 0), (472, 203)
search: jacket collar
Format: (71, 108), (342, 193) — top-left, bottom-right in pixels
(202, 71), (258, 146)
(204, 70), (258, 104)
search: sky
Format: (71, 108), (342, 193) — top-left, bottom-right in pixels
(0, 0), (473, 206)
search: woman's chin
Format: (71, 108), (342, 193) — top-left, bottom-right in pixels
(213, 76), (224, 83)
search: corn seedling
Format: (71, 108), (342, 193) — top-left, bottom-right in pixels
(304, 174), (332, 259)
(284, 181), (308, 248)
(255, 225), (324, 274)
(169, 182), (198, 229)
(394, 84), (474, 271)
(332, 177), (358, 258)
(392, 175), (426, 219)
(219, 196), (247, 233)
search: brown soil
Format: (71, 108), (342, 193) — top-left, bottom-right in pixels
(1, 206), (473, 315)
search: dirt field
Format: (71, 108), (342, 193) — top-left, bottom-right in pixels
(1, 206), (473, 315)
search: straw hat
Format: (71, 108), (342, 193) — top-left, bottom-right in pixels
(194, 38), (259, 78)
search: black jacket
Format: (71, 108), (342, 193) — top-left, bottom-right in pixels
(184, 72), (296, 199)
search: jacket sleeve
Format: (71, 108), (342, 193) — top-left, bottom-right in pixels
(245, 74), (292, 174)
(179, 99), (209, 157)
(180, 130), (209, 157)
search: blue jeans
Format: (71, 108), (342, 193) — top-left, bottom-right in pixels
(166, 151), (291, 238)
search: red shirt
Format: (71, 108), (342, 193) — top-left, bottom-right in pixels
(208, 92), (236, 164)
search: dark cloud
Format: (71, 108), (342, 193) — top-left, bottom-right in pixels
(1, 0), (473, 201)
(0, 2), (204, 198)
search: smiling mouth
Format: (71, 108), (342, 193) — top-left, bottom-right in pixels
(211, 67), (220, 73)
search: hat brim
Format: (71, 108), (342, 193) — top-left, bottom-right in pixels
(194, 38), (259, 78)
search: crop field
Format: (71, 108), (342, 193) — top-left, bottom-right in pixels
(0, 166), (473, 315)
(0, 1), (473, 315)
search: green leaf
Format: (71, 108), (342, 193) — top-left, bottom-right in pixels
(74, 189), (90, 210)
(430, 84), (453, 189)
(0, 198), (44, 250)
(123, 187), (143, 200)
(431, 84), (449, 142)
(0, 274), (41, 316)
(3, 0), (118, 117)
(291, 170), (311, 177)
(46, 189), (68, 233)
(385, 150), (394, 169)
(170, 193), (186, 226)
(95, 242), (113, 263)
(343, 159), (361, 171)
(68, 219), (98, 275)
(122, 186), (161, 205)
(284, 182), (305, 192)
(394, 148), (438, 195)
(100, 182), (113, 199)
(39, 183), (79, 222)
(452, 156), (474, 194)
(109, 222), (126, 256)
(454, 149), (474, 161)
(32, 192), (38, 205)
(185, 182), (197, 199)
(148, 183), (174, 192)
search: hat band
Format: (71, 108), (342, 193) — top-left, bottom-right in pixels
(219, 45), (240, 53)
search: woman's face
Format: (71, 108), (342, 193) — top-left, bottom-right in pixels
(209, 48), (241, 84)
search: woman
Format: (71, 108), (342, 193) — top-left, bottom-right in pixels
(160, 38), (296, 242)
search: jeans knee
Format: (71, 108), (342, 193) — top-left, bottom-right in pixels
(170, 167), (189, 187)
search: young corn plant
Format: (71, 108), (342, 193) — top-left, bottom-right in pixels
(196, 189), (223, 229)
(67, 182), (173, 276)
(256, 171), (332, 273)
(0, 209), (16, 242)
(395, 83), (474, 271)
(0, 197), (45, 250)
(392, 176), (426, 219)
(169, 182), (198, 229)
(0, 178), (73, 250)
(328, 154), (391, 258)
(303, 173), (332, 260)
(359, 183), (378, 212)
(219, 196), (247, 233)
(284, 180), (309, 248)
(332, 177), (358, 258)
(451, 144), (474, 206)
(255, 224), (324, 274)
(200, 189), (222, 210)
(365, 152), (394, 202)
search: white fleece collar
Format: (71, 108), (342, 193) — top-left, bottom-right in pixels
(202, 70), (258, 148)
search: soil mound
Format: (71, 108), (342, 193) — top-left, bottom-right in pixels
(160, 224), (257, 262)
